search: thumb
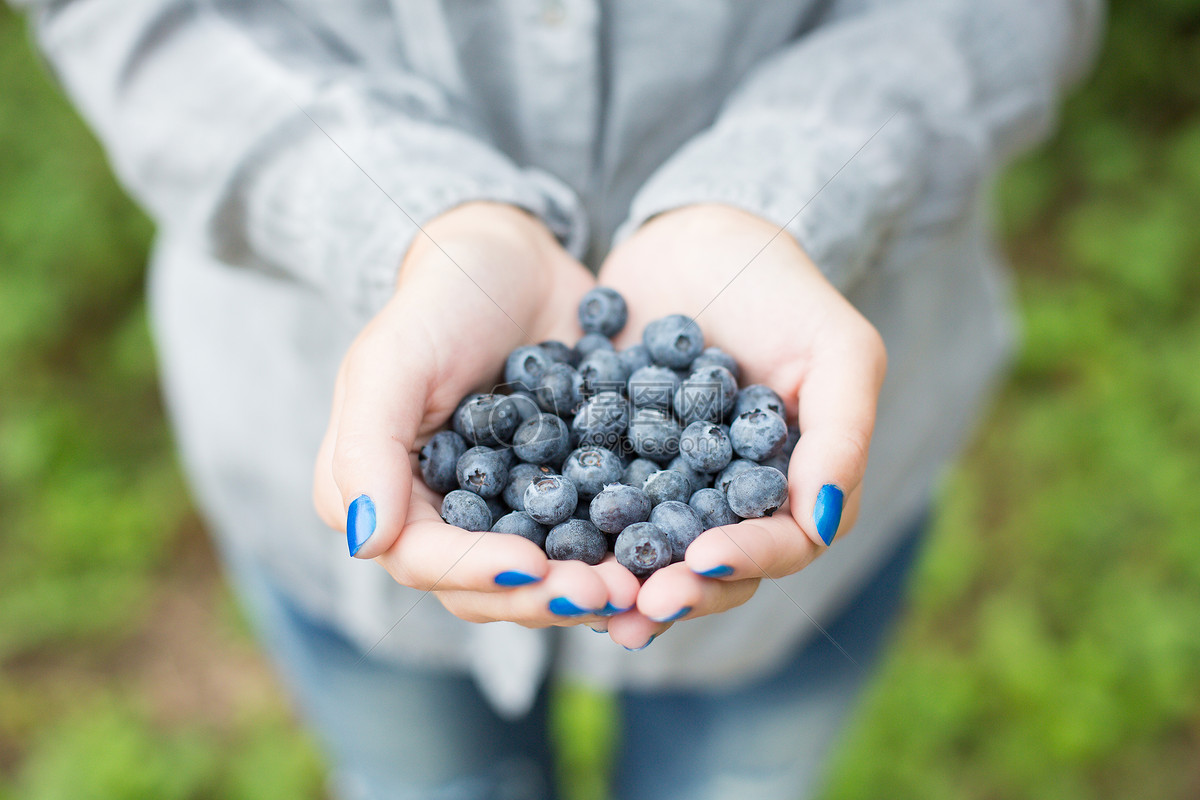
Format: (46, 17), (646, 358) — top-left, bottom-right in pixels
(320, 319), (432, 559)
(788, 320), (886, 547)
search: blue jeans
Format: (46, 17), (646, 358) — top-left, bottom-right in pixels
(224, 515), (926, 800)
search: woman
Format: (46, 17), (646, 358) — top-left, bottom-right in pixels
(19, 0), (1101, 797)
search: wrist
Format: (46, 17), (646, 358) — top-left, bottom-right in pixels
(641, 203), (781, 241)
(400, 202), (563, 288)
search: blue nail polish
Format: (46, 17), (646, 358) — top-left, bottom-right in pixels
(697, 565), (734, 578)
(494, 571), (540, 587)
(653, 606), (692, 623)
(814, 484), (844, 545)
(347, 494), (376, 557)
(597, 602), (630, 617)
(623, 634), (658, 652)
(589, 626), (607, 633)
(549, 597), (590, 616)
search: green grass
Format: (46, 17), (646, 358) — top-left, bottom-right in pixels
(2, 2), (1199, 798)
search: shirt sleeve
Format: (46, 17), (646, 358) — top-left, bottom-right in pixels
(615, 0), (1104, 292)
(16, 0), (588, 321)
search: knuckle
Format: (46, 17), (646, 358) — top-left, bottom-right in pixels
(331, 433), (377, 486)
(869, 332), (888, 382)
(382, 554), (434, 591)
(841, 314), (887, 381)
(830, 428), (872, 474)
(720, 581), (759, 612)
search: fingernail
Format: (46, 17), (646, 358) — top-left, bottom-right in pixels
(696, 565), (733, 578)
(589, 626), (607, 633)
(549, 597), (591, 616)
(814, 484), (844, 545)
(494, 571), (541, 587)
(651, 606), (691, 623)
(623, 634), (658, 652)
(347, 494), (376, 557)
(597, 602), (630, 617)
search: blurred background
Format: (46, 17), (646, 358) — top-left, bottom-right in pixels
(1, 1), (1199, 798)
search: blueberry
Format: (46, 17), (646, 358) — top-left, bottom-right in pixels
(643, 314), (704, 369)
(418, 430), (468, 493)
(674, 366), (737, 425)
(627, 407), (682, 463)
(614, 522), (673, 576)
(627, 365), (681, 411)
(729, 409), (788, 461)
(512, 413), (572, 465)
(578, 287), (628, 337)
(713, 459), (757, 494)
(689, 488), (740, 530)
(759, 425), (800, 476)
(578, 349), (629, 397)
(589, 483), (653, 534)
(733, 384), (786, 419)
(491, 511), (549, 547)
(546, 518), (608, 565)
(571, 391), (629, 450)
(678, 421), (734, 474)
(618, 344), (652, 375)
(666, 455), (706, 495)
(507, 390), (543, 423)
(563, 447), (624, 500)
(643, 469), (692, 506)
(649, 500), (704, 561)
(535, 363), (584, 417)
(504, 345), (552, 392)
(575, 333), (614, 360)
(690, 347), (741, 382)
(523, 474), (579, 526)
(450, 392), (481, 434)
(455, 446), (509, 498)
(454, 392), (484, 413)
(441, 490), (493, 531)
(539, 340), (577, 366)
(725, 465), (788, 519)
(622, 458), (660, 488)
(494, 446), (517, 471)
(759, 453), (791, 476)
(504, 462), (555, 511)
(784, 424), (801, 454)
(485, 495), (509, 522)
(452, 393), (521, 447)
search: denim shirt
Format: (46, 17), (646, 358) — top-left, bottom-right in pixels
(19, 0), (1101, 715)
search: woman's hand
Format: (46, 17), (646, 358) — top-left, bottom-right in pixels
(313, 202), (640, 627)
(594, 204), (887, 649)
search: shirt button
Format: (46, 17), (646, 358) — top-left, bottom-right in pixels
(541, 0), (565, 25)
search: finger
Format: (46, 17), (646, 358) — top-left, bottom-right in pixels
(682, 514), (823, 580)
(606, 608), (672, 651)
(589, 554), (642, 617)
(434, 559), (610, 626)
(635, 562), (760, 622)
(313, 362), (350, 530)
(331, 320), (433, 559)
(373, 501), (551, 592)
(789, 319), (886, 547)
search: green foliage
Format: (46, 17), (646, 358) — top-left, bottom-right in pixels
(552, 685), (617, 800)
(18, 705), (219, 800)
(2, 0), (1199, 798)
(823, 1), (1200, 798)
(14, 701), (323, 800)
(0, 6), (322, 797)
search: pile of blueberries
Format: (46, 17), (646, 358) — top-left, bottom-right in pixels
(420, 287), (798, 578)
